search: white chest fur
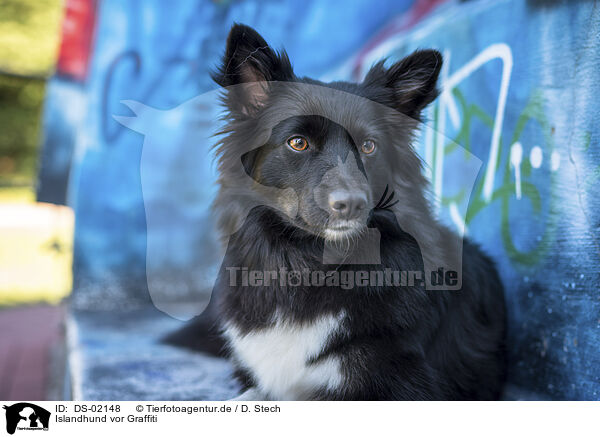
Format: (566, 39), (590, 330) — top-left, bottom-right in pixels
(224, 313), (346, 400)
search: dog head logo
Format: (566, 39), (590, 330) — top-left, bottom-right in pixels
(115, 25), (482, 320)
(3, 403), (50, 434)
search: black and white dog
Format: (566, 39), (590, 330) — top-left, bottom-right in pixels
(168, 24), (506, 400)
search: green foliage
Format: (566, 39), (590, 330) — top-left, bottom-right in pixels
(0, 74), (46, 184)
(0, 0), (62, 76)
(0, 0), (62, 186)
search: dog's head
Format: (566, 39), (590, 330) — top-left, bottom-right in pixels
(213, 24), (442, 242)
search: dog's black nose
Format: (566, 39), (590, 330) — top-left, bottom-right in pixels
(329, 191), (367, 219)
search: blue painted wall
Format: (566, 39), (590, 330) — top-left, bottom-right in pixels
(344, 0), (599, 399)
(37, 0), (600, 399)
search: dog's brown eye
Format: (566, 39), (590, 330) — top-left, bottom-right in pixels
(287, 136), (309, 151)
(361, 139), (376, 154)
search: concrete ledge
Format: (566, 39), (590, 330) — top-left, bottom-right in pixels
(68, 307), (240, 401)
(68, 306), (547, 400)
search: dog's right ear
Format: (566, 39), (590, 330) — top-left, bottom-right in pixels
(212, 24), (294, 116)
(364, 49), (443, 120)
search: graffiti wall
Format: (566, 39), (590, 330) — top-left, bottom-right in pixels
(37, 0), (600, 399)
(342, 0), (599, 399)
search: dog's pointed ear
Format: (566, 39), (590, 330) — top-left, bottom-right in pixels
(365, 49), (442, 119)
(212, 24), (294, 116)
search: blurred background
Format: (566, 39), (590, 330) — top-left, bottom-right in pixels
(0, 0), (598, 401)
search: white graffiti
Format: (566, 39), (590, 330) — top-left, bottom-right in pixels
(436, 43), (514, 204)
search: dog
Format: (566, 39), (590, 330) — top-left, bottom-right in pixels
(167, 23), (506, 400)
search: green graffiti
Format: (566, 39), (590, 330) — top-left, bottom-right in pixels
(434, 88), (560, 266)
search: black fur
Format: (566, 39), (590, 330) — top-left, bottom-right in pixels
(168, 24), (506, 400)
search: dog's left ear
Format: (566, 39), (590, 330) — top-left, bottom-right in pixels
(365, 49), (443, 119)
(212, 24), (295, 116)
